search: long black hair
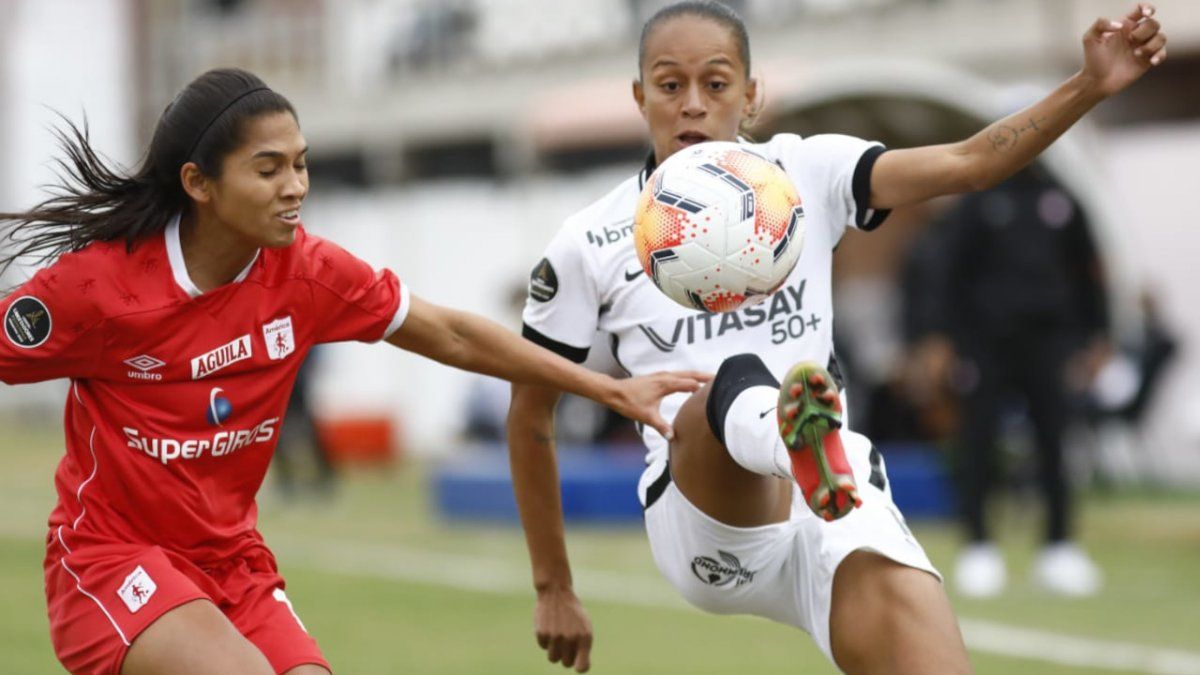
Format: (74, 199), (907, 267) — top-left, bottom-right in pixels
(0, 68), (296, 277)
(637, 1), (751, 79)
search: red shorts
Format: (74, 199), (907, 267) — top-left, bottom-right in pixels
(44, 528), (329, 675)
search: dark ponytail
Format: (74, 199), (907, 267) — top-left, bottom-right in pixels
(0, 68), (296, 277)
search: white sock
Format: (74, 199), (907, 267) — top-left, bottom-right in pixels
(722, 385), (792, 480)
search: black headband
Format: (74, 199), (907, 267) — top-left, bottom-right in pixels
(184, 86), (270, 162)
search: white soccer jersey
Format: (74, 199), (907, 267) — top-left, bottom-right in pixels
(522, 133), (889, 503)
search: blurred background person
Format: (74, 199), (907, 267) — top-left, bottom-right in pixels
(272, 348), (338, 500)
(904, 166), (1110, 598)
(1078, 289), (1179, 487)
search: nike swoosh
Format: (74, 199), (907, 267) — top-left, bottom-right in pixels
(758, 407), (776, 419)
(625, 268), (645, 282)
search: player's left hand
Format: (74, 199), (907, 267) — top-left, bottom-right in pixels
(608, 370), (712, 439)
(1081, 3), (1167, 97)
(535, 586), (593, 672)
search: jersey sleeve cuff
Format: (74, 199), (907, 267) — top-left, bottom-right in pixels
(521, 323), (589, 364)
(852, 145), (891, 232)
(381, 282), (411, 341)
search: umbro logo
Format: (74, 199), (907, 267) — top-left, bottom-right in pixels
(124, 355), (166, 381)
(624, 268), (644, 282)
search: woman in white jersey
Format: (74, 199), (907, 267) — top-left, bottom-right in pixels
(510, 1), (1166, 672)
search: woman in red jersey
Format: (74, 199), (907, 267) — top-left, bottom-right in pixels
(0, 68), (706, 675)
(509, 2), (1166, 673)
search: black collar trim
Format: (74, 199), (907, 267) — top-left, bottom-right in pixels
(637, 151), (657, 190)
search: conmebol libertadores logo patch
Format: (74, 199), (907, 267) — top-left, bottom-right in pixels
(4, 296), (52, 349)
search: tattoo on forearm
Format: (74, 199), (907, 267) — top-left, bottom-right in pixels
(987, 116), (1047, 153)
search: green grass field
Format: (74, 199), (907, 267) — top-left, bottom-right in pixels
(1, 420), (1198, 674)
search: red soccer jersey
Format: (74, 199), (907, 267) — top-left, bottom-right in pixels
(0, 215), (407, 564)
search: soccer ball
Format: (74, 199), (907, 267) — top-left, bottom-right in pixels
(633, 142), (804, 313)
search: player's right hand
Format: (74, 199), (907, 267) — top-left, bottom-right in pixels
(1080, 3), (1167, 97)
(608, 370), (712, 439)
(535, 586), (593, 672)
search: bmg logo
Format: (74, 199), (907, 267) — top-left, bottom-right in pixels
(586, 220), (634, 248)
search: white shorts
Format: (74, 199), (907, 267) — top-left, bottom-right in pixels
(642, 430), (941, 662)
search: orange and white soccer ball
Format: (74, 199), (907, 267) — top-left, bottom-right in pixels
(633, 142), (804, 313)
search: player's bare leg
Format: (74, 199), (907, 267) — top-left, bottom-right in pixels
(121, 600), (274, 675)
(670, 354), (970, 673)
(830, 551), (971, 675)
(668, 370), (791, 528)
(671, 353), (855, 527)
(672, 353), (792, 526)
(784, 360), (969, 673)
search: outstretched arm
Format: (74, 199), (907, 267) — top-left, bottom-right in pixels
(870, 3), (1167, 209)
(508, 382), (593, 672)
(388, 294), (709, 672)
(386, 294), (707, 435)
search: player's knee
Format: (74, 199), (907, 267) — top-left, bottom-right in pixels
(831, 552), (966, 674)
(674, 353), (778, 455)
(704, 353), (778, 446)
(835, 551), (938, 613)
(673, 381), (715, 447)
(673, 353), (780, 469)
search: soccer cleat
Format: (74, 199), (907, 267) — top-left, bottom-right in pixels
(777, 362), (862, 521)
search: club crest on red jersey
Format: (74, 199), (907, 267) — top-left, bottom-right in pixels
(117, 565), (157, 613)
(262, 316), (295, 361)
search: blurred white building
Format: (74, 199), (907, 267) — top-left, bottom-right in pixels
(0, 0), (136, 417)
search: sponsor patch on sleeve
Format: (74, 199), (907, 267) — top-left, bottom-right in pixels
(529, 258), (559, 303)
(4, 296), (52, 348)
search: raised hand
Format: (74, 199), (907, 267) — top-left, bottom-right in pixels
(1082, 3), (1167, 97)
